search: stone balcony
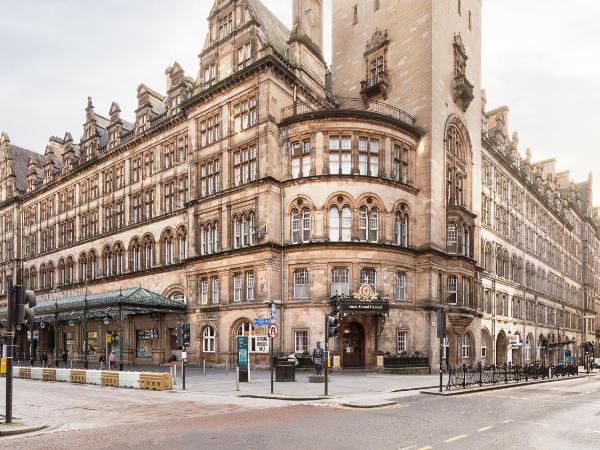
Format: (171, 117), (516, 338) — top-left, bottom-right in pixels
(452, 74), (475, 112)
(281, 96), (416, 130)
(360, 72), (390, 99)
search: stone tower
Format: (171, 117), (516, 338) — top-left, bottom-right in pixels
(332, 0), (482, 254)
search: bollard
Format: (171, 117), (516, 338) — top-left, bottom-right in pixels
(235, 367), (240, 391)
(203, 359), (206, 376)
(170, 366), (176, 385)
(226, 359), (229, 374)
(174, 364), (177, 385)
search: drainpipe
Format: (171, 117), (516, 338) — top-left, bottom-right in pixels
(280, 178), (285, 352)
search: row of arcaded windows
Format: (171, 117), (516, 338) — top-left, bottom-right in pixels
(23, 227), (186, 291)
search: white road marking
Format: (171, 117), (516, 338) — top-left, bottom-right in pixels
(584, 429), (600, 434)
(415, 447), (432, 450)
(477, 426), (494, 432)
(399, 446), (417, 450)
(502, 419), (514, 423)
(443, 434), (468, 443)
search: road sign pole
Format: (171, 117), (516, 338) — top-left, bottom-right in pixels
(270, 336), (274, 394)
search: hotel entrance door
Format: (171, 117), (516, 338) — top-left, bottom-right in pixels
(342, 322), (364, 368)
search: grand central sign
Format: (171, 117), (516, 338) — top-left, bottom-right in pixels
(334, 283), (390, 315)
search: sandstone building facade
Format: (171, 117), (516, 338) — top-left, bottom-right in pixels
(1, 0), (598, 369)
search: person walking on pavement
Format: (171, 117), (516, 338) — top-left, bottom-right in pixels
(62, 350), (68, 367)
(108, 351), (116, 370)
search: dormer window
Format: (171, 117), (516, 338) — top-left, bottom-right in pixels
(218, 13), (233, 40)
(237, 43), (253, 70)
(204, 64), (216, 88)
(137, 114), (148, 133)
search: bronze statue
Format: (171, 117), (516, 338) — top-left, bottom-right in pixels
(312, 341), (324, 375)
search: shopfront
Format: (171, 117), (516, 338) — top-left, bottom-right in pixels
(2, 286), (186, 367)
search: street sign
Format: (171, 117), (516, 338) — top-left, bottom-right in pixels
(254, 336), (269, 353)
(181, 351), (187, 360)
(271, 303), (276, 319)
(267, 324), (279, 338)
(254, 317), (272, 326)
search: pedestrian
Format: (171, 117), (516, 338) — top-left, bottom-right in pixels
(99, 353), (106, 369)
(42, 353), (48, 367)
(62, 350), (68, 367)
(108, 351), (116, 370)
(48, 353), (54, 367)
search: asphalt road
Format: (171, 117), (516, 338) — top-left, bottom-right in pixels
(3, 374), (600, 450)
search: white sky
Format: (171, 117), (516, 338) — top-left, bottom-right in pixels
(1, 0), (599, 201)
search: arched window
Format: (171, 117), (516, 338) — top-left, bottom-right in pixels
(30, 267), (37, 290)
(233, 214), (255, 249)
(502, 250), (509, 279)
(79, 253), (88, 282)
(58, 258), (66, 286)
(39, 264), (46, 289)
(446, 119), (469, 207)
(358, 207), (378, 242)
(395, 207), (409, 247)
(328, 205), (352, 242)
(525, 335), (533, 361)
(23, 269), (30, 290)
(495, 248), (503, 276)
(89, 251), (97, 280)
(462, 225), (470, 257)
(47, 262), (55, 288)
(176, 227), (187, 262)
(484, 243), (493, 271)
(203, 326), (215, 353)
(461, 334), (471, 358)
(66, 257), (74, 285)
(103, 246), (112, 277)
(291, 208), (311, 243)
(169, 292), (185, 303)
(143, 235), (154, 269)
(161, 230), (174, 265)
(130, 238), (141, 272)
(114, 244), (124, 275)
(447, 223), (458, 254)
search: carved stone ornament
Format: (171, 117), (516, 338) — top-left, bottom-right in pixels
(365, 28), (389, 56)
(352, 283), (379, 301)
(453, 33), (467, 60)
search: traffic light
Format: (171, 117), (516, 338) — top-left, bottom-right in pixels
(182, 323), (191, 347)
(326, 315), (339, 339)
(584, 342), (594, 355)
(14, 285), (36, 325)
(176, 322), (183, 348)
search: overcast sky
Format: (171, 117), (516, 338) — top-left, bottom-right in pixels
(1, 0), (599, 201)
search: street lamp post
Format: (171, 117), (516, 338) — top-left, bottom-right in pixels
(83, 285), (90, 369)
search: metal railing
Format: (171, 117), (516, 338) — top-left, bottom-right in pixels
(281, 97), (416, 128)
(446, 363), (578, 390)
(384, 355), (430, 368)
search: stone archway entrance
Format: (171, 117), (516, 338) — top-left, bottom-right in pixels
(496, 332), (507, 365)
(342, 322), (365, 368)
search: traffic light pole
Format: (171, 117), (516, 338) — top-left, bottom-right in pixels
(182, 346), (186, 390)
(5, 280), (14, 423)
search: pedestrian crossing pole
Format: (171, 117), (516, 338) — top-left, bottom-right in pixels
(324, 314), (329, 396)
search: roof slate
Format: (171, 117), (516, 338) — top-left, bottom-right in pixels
(247, 0), (291, 57)
(10, 145), (43, 192)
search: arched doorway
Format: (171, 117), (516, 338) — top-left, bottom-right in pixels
(342, 322), (364, 368)
(496, 331), (507, 365)
(511, 332), (522, 364)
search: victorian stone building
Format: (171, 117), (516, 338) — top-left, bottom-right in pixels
(1, 0), (598, 369)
